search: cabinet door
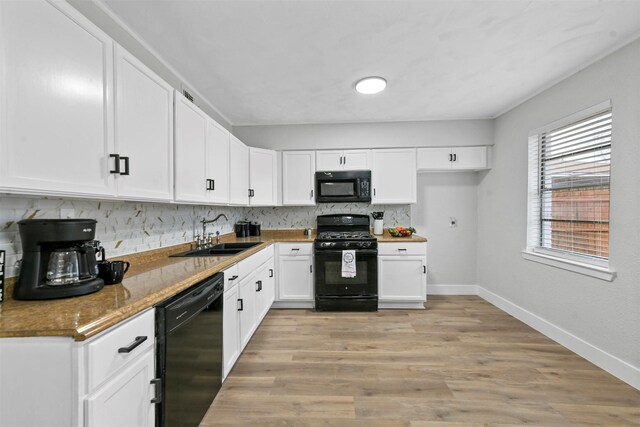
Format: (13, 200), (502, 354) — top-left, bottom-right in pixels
(229, 135), (250, 205)
(249, 147), (277, 206)
(0, 0), (116, 197)
(343, 150), (370, 170)
(378, 255), (427, 302)
(85, 348), (155, 427)
(277, 255), (313, 300)
(174, 92), (207, 203)
(452, 146), (488, 170)
(238, 276), (257, 350)
(115, 45), (173, 201)
(223, 285), (240, 380)
(417, 147), (453, 170)
(316, 151), (343, 171)
(282, 151), (316, 205)
(206, 119), (230, 204)
(372, 148), (417, 204)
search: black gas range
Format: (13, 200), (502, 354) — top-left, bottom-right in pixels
(314, 214), (378, 311)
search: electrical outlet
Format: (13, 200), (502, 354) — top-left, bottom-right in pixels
(60, 208), (75, 219)
(449, 218), (457, 228)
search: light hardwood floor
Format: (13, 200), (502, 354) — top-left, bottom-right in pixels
(201, 296), (640, 426)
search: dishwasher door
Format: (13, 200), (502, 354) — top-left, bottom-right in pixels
(156, 273), (224, 427)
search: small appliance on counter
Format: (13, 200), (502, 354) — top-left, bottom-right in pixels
(249, 222), (261, 236)
(234, 221), (250, 237)
(14, 219), (104, 300)
(371, 211), (384, 235)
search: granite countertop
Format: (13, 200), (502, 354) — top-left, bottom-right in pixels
(0, 229), (425, 341)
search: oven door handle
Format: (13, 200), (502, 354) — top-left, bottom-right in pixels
(315, 249), (378, 256)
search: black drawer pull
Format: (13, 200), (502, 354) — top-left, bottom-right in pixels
(228, 275), (238, 281)
(109, 154), (120, 174)
(118, 336), (147, 353)
(269, 269), (273, 278)
(120, 156), (130, 175)
(150, 378), (162, 404)
(423, 265), (426, 274)
(238, 298), (243, 311)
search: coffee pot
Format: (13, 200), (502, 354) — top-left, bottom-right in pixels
(14, 219), (105, 300)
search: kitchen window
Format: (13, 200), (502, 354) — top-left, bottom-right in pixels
(523, 100), (615, 281)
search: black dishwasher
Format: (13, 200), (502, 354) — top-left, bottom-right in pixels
(156, 272), (224, 427)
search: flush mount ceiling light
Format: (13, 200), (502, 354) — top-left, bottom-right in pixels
(355, 76), (387, 94)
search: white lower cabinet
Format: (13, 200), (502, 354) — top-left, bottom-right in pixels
(0, 309), (156, 427)
(238, 273), (258, 349)
(85, 348), (155, 427)
(222, 246), (275, 380)
(378, 242), (427, 309)
(222, 279), (240, 380)
(274, 243), (314, 308)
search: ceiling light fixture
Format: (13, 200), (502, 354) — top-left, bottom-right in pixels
(355, 76), (387, 94)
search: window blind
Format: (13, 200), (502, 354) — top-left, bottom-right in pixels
(528, 108), (611, 261)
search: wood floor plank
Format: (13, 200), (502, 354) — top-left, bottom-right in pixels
(202, 296), (640, 426)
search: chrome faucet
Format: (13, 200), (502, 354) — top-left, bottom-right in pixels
(200, 214), (229, 246)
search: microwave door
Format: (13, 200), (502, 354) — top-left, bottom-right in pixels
(319, 181), (356, 198)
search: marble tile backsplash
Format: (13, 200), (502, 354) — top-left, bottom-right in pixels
(0, 195), (410, 278)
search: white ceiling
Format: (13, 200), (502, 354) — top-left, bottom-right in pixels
(101, 0), (640, 126)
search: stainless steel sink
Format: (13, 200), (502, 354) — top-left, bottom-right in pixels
(171, 242), (263, 257)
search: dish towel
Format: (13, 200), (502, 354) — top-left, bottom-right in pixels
(341, 250), (356, 278)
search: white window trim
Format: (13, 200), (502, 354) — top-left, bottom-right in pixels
(525, 100), (615, 282)
(522, 249), (616, 282)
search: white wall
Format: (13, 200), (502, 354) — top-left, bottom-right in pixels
(478, 39), (640, 377)
(234, 120), (493, 150)
(412, 173), (479, 288)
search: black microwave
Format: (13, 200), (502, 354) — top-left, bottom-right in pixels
(315, 170), (371, 203)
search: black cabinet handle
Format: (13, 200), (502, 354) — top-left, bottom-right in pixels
(228, 275), (238, 281)
(373, 188), (376, 196)
(150, 378), (162, 404)
(211, 179), (215, 190)
(310, 265), (313, 273)
(206, 179), (215, 190)
(237, 298), (243, 311)
(109, 154), (121, 174)
(453, 153), (457, 162)
(311, 189), (314, 198)
(120, 156), (130, 175)
(256, 280), (262, 292)
(398, 248), (407, 252)
(339, 156), (343, 165)
(423, 265), (426, 274)
(269, 269), (273, 278)
(343, 156), (346, 165)
(118, 336), (147, 353)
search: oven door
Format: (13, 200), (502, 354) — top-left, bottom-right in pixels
(315, 249), (378, 296)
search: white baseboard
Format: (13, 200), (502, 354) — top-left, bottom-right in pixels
(477, 286), (640, 391)
(271, 301), (314, 309)
(427, 284), (478, 295)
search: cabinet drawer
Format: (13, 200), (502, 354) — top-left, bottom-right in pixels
(277, 243), (313, 256)
(378, 242), (426, 256)
(238, 244), (274, 278)
(223, 263), (239, 292)
(86, 309), (155, 392)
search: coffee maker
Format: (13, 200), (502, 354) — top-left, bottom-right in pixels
(14, 219), (104, 300)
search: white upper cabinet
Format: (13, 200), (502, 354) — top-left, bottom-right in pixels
(174, 91), (208, 203)
(249, 147), (277, 206)
(282, 151), (316, 205)
(316, 150), (370, 171)
(372, 148), (417, 204)
(417, 146), (489, 171)
(206, 119), (230, 204)
(0, 0), (116, 197)
(114, 45), (173, 201)
(229, 135), (250, 205)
